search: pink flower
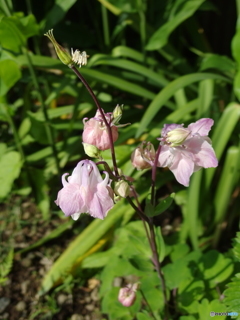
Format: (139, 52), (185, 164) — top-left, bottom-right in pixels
(118, 283), (139, 307)
(157, 118), (218, 187)
(82, 109), (118, 151)
(55, 160), (114, 220)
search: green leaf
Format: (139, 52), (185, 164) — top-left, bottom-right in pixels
(18, 117), (31, 139)
(39, 201), (136, 295)
(137, 313), (152, 320)
(224, 273), (240, 315)
(28, 111), (56, 145)
(186, 170), (202, 250)
(155, 227), (165, 263)
(0, 148), (22, 199)
(29, 168), (50, 220)
(81, 68), (155, 100)
(178, 280), (204, 313)
(199, 250), (233, 288)
(146, 0), (206, 50)
(136, 73), (230, 138)
(89, 54), (168, 87)
(0, 14), (38, 52)
(214, 146), (240, 225)
(197, 79), (214, 118)
(112, 46), (158, 66)
(153, 193), (175, 217)
(43, 0), (78, 30)
(0, 248), (14, 278)
(0, 59), (21, 96)
(200, 54), (236, 76)
(170, 243), (190, 262)
(205, 103), (240, 188)
(163, 250), (202, 290)
(232, 232), (240, 262)
(198, 299), (228, 320)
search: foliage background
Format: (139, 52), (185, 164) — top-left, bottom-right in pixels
(0, 0), (240, 319)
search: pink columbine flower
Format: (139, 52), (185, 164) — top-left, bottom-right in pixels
(157, 118), (218, 187)
(55, 160), (114, 220)
(82, 109), (118, 151)
(118, 283), (139, 307)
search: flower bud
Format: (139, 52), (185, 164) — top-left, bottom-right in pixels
(44, 29), (73, 66)
(112, 104), (123, 124)
(82, 109), (118, 151)
(114, 180), (130, 198)
(131, 142), (155, 170)
(166, 127), (190, 147)
(118, 283), (139, 307)
(82, 143), (100, 158)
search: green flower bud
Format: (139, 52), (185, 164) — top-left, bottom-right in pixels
(44, 29), (73, 66)
(167, 128), (190, 147)
(82, 143), (101, 158)
(114, 180), (130, 198)
(112, 104), (123, 125)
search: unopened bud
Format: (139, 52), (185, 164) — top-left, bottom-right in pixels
(114, 180), (130, 198)
(82, 143), (100, 158)
(112, 104), (123, 124)
(44, 29), (72, 66)
(167, 127), (190, 147)
(131, 142), (155, 170)
(118, 283), (139, 307)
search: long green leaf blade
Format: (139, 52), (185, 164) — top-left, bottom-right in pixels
(136, 73), (230, 138)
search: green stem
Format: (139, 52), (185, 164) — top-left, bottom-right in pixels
(101, 4), (110, 47)
(22, 46), (60, 175)
(149, 221), (169, 318)
(138, 0), (146, 59)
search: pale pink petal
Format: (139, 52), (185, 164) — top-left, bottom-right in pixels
(158, 145), (174, 167)
(55, 183), (83, 216)
(68, 161), (83, 185)
(170, 152), (194, 187)
(89, 178), (114, 219)
(161, 123), (183, 136)
(188, 118), (214, 136)
(184, 137), (218, 168)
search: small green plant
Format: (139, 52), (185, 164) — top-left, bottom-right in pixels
(0, 248), (14, 285)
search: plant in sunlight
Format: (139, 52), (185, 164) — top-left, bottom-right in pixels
(45, 30), (225, 319)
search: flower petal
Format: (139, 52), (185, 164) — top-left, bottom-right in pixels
(158, 145), (174, 167)
(161, 123), (183, 137)
(55, 183), (83, 216)
(71, 212), (81, 220)
(188, 118), (214, 136)
(170, 152), (194, 187)
(184, 136), (218, 168)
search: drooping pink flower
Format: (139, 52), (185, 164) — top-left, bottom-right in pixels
(157, 118), (218, 187)
(118, 283), (139, 307)
(55, 160), (114, 220)
(82, 109), (118, 151)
